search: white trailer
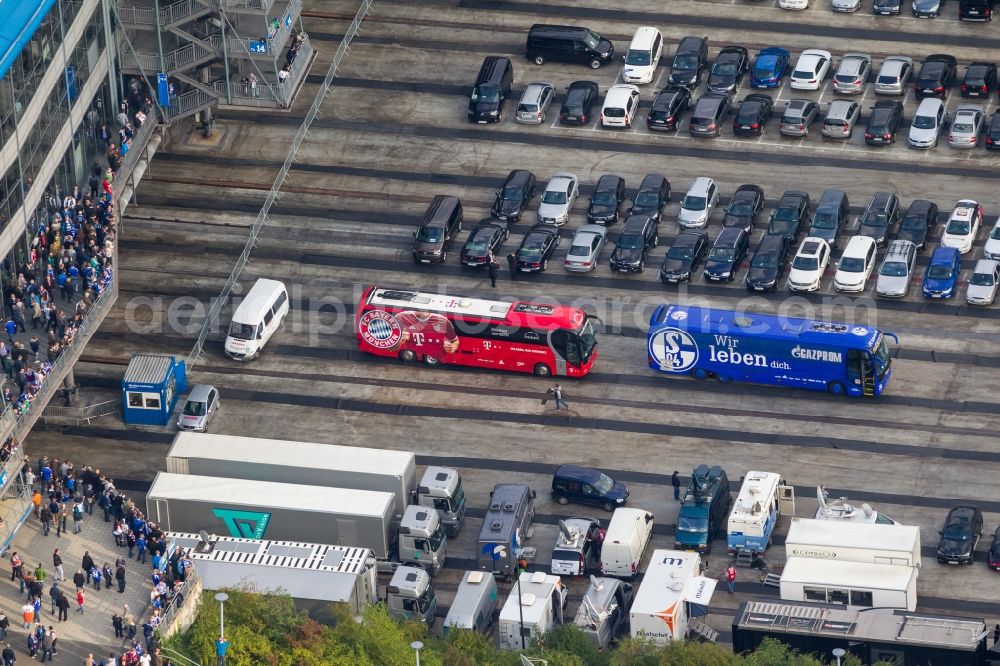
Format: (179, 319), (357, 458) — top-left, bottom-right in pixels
(629, 549), (717, 645)
(164, 532), (377, 614)
(727, 471), (785, 555)
(779, 556), (917, 611)
(785, 518), (921, 568)
(498, 571), (568, 650)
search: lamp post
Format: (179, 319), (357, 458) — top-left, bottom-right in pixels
(494, 545), (525, 649)
(831, 648), (845, 666)
(410, 640), (423, 666)
(215, 592), (229, 638)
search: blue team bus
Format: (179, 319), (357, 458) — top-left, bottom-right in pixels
(647, 305), (896, 397)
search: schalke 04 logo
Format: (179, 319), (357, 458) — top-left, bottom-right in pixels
(649, 327), (699, 373)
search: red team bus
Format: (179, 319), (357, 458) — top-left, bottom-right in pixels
(356, 286), (598, 377)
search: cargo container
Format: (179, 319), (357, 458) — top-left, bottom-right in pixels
(630, 549), (716, 645)
(784, 518), (921, 567)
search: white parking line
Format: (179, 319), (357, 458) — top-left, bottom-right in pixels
(816, 79), (832, 106)
(549, 113), (562, 130)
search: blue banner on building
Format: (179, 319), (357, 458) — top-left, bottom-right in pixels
(157, 72), (169, 107)
(65, 66), (77, 101)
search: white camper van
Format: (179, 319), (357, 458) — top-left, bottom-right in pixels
(600, 508), (654, 578)
(224, 278), (289, 360)
(498, 571), (567, 650)
(630, 549), (716, 645)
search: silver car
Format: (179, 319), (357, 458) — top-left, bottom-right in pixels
(876, 240), (916, 298)
(537, 173), (579, 226)
(516, 81), (555, 124)
(821, 100), (861, 139)
(564, 224), (608, 272)
(177, 384), (220, 432)
(967, 259), (1000, 305)
(948, 105), (984, 149)
(907, 97), (948, 149)
(875, 56), (913, 95)
(780, 99), (820, 136)
(678, 177), (720, 229)
(832, 53), (871, 94)
(831, 0), (862, 9)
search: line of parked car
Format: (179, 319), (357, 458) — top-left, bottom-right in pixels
(410, 169), (1000, 304)
(466, 27), (1000, 150)
(779, 0), (995, 20)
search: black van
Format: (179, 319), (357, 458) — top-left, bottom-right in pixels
(808, 189), (850, 249)
(526, 24), (614, 70)
(412, 195), (463, 264)
(960, 0), (995, 20)
(468, 56), (514, 124)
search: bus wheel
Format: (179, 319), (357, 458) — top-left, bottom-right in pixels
(716, 375), (732, 384)
(691, 368), (709, 380)
(827, 381), (846, 396)
(424, 355), (440, 367)
(533, 363), (552, 377)
(399, 350), (416, 362)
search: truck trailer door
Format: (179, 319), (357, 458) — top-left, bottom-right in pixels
(152, 499), (170, 529)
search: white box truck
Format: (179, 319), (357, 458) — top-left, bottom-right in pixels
(146, 472), (446, 574)
(164, 433), (466, 535)
(629, 549), (716, 645)
(498, 571), (567, 650)
(779, 556), (917, 611)
(785, 518), (921, 568)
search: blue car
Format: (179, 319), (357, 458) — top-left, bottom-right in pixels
(922, 247), (961, 299)
(751, 47), (790, 88)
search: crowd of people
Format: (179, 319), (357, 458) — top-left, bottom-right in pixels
(2, 455), (192, 666)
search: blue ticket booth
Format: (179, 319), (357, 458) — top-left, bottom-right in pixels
(121, 353), (187, 426)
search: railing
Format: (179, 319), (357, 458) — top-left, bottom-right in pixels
(121, 43), (217, 75)
(167, 88), (219, 120)
(219, 0), (272, 11)
(116, 5), (156, 26)
(214, 38), (312, 108)
(117, 115), (158, 184)
(42, 399), (120, 426)
(119, 51), (160, 73)
(117, 0), (212, 28)
(213, 0), (301, 57)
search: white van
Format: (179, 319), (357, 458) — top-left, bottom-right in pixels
(622, 26), (663, 85)
(601, 84), (640, 128)
(224, 279), (289, 360)
(600, 508), (654, 579)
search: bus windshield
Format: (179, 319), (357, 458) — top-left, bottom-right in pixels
(575, 318), (598, 363)
(872, 335), (891, 380)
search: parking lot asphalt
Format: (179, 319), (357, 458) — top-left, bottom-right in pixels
(28, 0), (1000, 645)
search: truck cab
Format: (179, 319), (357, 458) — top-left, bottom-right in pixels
(675, 465), (732, 554)
(416, 466), (466, 537)
(386, 566), (437, 626)
(397, 505), (447, 575)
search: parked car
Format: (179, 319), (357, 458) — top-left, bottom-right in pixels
(876, 240), (917, 298)
(947, 104), (985, 148)
(708, 46), (749, 94)
(857, 191), (900, 246)
(515, 225), (561, 272)
(177, 384), (220, 432)
(967, 259), (1000, 305)
(832, 0), (862, 11)
(913, 0), (946, 17)
(516, 81), (555, 124)
(915, 54), (957, 98)
(922, 246), (961, 299)
(779, 99), (820, 136)
(745, 234), (789, 292)
(412, 196), (463, 264)
(787, 237), (831, 292)
(622, 26), (663, 85)
(678, 177), (720, 229)
(537, 173), (579, 226)
(601, 84), (641, 128)
(560, 80), (600, 125)
(610, 214), (658, 272)
(936, 506), (983, 565)
(468, 56), (513, 124)
(750, 47), (790, 88)
(834, 235), (878, 292)
(865, 100), (904, 145)
(808, 189), (850, 249)
(896, 199), (939, 250)
(659, 230), (708, 284)
(875, 56), (913, 95)
(647, 86), (691, 131)
(873, 0), (903, 14)
(984, 217), (1000, 259)
(779, 0), (810, 8)
(733, 94), (774, 136)
(525, 24), (614, 69)
(669, 36), (709, 87)
(551, 464), (629, 511)
(790, 49), (832, 90)
(767, 191), (811, 240)
(587, 175), (627, 225)
(689, 93), (731, 137)
(961, 62), (997, 97)
(908, 97), (949, 149)
(940, 199), (983, 254)
(550, 517), (602, 576)
(492, 169), (536, 221)
(629, 174), (672, 222)
(703, 227), (750, 282)
(832, 53), (871, 93)
(564, 224), (608, 273)
(988, 527), (1000, 571)
(821, 99), (862, 139)
(723, 184), (765, 232)
(460, 219), (509, 266)
(987, 111), (1000, 150)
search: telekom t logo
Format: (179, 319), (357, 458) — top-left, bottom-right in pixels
(212, 508), (271, 539)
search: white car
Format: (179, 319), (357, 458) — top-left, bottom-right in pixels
(779, 0), (810, 8)
(788, 237), (831, 292)
(907, 97), (948, 149)
(601, 84), (640, 128)
(537, 173), (579, 226)
(940, 200), (983, 254)
(622, 26), (663, 84)
(790, 50), (832, 90)
(564, 224), (608, 272)
(678, 177), (720, 229)
(834, 236), (878, 292)
(967, 259), (1000, 305)
(983, 217), (1000, 260)
(831, 0), (862, 10)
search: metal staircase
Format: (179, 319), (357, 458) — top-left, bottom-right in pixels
(688, 619), (719, 643)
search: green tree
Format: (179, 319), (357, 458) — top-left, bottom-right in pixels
(740, 637), (823, 666)
(608, 637), (668, 666)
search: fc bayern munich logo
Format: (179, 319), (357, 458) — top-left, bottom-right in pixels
(359, 310), (402, 349)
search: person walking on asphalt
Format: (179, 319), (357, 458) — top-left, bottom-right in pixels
(725, 564), (737, 593)
(507, 252), (517, 280)
(1, 642), (13, 666)
(112, 612), (124, 638)
(55, 592), (69, 622)
(549, 384), (568, 410)
(39, 629), (52, 662)
(39, 505), (52, 536)
(672, 471), (681, 501)
(48, 583), (59, 614)
(216, 636), (230, 666)
(75, 588), (85, 613)
(994, 622), (1000, 645)
(81, 552), (94, 583)
(116, 563), (127, 593)
(52, 550), (63, 581)
(487, 252), (499, 288)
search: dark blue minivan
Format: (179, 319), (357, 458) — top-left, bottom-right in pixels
(551, 465), (629, 512)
